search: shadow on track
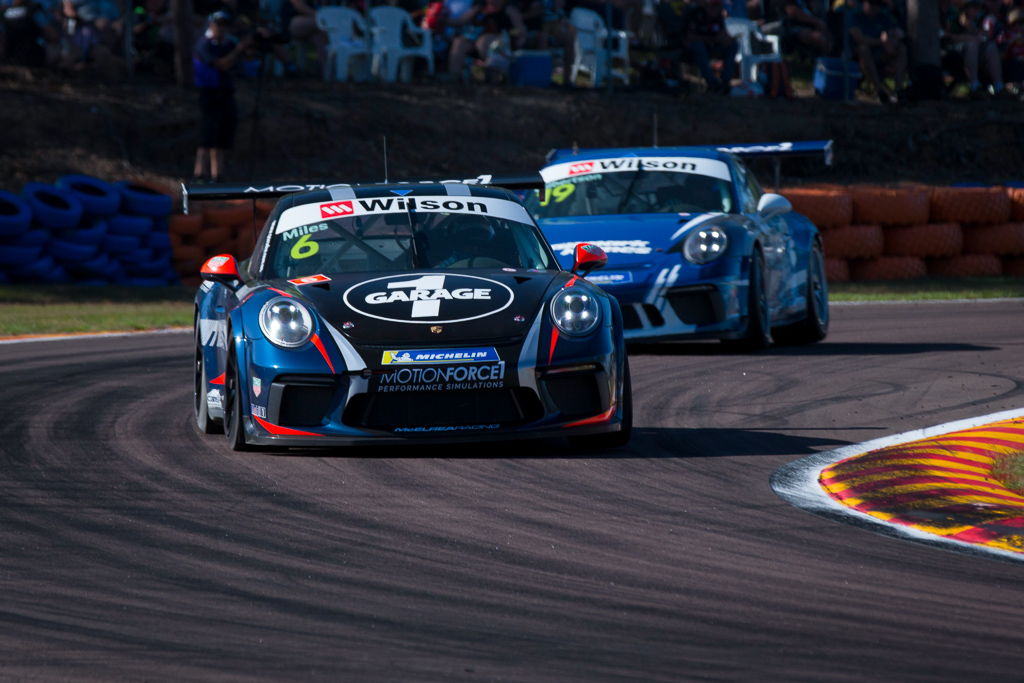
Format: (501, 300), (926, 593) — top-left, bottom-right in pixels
(627, 342), (998, 357)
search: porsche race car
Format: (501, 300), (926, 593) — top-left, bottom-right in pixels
(188, 178), (631, 451)
(527, 141), (832, 348)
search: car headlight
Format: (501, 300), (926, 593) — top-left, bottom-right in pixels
(259, 297), (314, 348)
(550, 289), (601, 336)
(683, 226), (729, 264)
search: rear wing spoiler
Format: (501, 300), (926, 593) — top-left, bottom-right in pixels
(181, 174), (546, 214)
(545, 140), (833, 189)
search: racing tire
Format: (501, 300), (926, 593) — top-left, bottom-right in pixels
(56, 218), (107, 246)
(850, 186), (930, 226)
(722, 248), (771, 351)
(1008, 187), (1024, 221)
(849, 256), (927, 281)
(107, 214), (153, 237)
(0, 190), (32, 237)
(927, 254), (1003, 277)
(194, 320), (224, 434)
(780, 188), (852, 228)
(930, 187), (1011, 225)
(102, 233), (141, 255)
(22, 183), (83, 230)
(569, 359), (632, 451)
(821, 224), (884, 260)
(1003, 256), (1024, 276)
(883, 223), (962, 258)
(223, 341), (252, 451)
(169, 214), (203, 237)
(56, 174), (121, 216)
(6, 228), (49, 247)
(0, 243), (44, 266)
(825, 257), (850, 282)
(203, 202), (251, 228)
(962, 222), (1024, 256)
(774, 240), (829, 345)
(115, 181), (174, 217)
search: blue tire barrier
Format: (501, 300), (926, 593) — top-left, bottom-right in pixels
(9, 255), (58, 280)
(56, 218), (107, 246)
(145, 231), (172, 250)
(120, 276), (168, 287)
(49, 237), (98, 264)
(0, 270), (8, 284)
(4, 228), (49, 248)
(72, 252), (112, 275)
(102, 233), (141, 255)
(107, 214), (153, 237)
(0, 190), (32, 237)
(56, 174), (121, 216)
(0, 243), (44, 266)
(115, 181), (174, 217)
(128, 257), (169, 275)
(22, 183), (83, 230)
(124, 247), (155, 263)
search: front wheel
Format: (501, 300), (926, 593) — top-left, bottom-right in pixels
(194, 324), (222, 435)
(223, 343), (252, 452)
(722, 248), (771, 351)
(775, 240), (829, 345)
(569, 359), (632, 450)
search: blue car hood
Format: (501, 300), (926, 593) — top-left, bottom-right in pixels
(539, 212), (726, 269)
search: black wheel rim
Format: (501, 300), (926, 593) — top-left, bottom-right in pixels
(811, 247), (829, 328)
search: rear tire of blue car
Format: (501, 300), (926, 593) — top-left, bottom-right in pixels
(569, 359), (632, 450)
(223, 342), (252, 451)
(722, 248), (771, 352)
(194, 324), (223, 435)
(774, 240), (829, 345)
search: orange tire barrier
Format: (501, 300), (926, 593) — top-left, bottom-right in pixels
(1004, 256), (1024, 276)
(962, 222), (1024, 256)
(255, 198), (277, 217)
(819, 417), (1024, 555)
(850, 256), (927, 281)
(179, 274), (203, 288)
(927, 254), (1003, 277)
(201, 201), (252, 228)
(172, 244), (204, 263)
(169, 232), (183, 249)
(929, 187), (1011, 225)
(883, 222), (962, 258)
(1008, 187), (1024, 221)
(851, 186), (930, 226)
(825, 257), (849, 282)
(822, 224), (883, 259)
(781, 188), (852, 228)
(195, 225), (233, 249)
(169, 213), (203, 237)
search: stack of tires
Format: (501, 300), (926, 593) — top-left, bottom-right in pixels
(170, 199), (273, 287)
(0, 175), (179, 286)
(782, 184), (1024, 281)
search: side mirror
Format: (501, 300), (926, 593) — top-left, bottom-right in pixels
(572, 243), (608, 276)
(757, 193), (792, 220)
(200, 254), (242, 288)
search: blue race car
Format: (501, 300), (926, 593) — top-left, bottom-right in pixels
(526, 141), (832, 348)
(188, 178), (630, 451)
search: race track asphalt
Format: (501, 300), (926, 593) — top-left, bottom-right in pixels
(1, 301), (1022, 681)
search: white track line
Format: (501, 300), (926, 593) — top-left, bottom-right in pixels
(0, 327), (190, 345)
(770, 407), (1024, 564)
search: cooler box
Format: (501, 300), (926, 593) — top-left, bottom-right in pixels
(510, 50), (553, 87)
(813, 57), (861, 100)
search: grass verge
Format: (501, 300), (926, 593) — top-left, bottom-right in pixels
(992, 452), (1024, 496)
(0, 277), (1020, 336)
(829, 277), (1024, 302)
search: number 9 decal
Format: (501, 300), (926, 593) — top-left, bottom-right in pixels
(538, 184), (575, 207)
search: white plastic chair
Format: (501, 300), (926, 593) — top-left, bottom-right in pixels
(569, 7), (629, 87)
(725, 17), (782, 92)
(317, 6), (372, 82)
(368, 6), (434, 83)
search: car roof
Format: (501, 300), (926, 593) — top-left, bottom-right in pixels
(546, 146), (734, 165)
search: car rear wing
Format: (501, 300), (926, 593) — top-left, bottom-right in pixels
(545, 140), (833, 190)
(181, 174), (546, 214)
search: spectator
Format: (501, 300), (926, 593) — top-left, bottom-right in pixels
(130, 0), (175, 75)
(447, 0), (525, 81)
(192, 10), (250, 182)
(684, 0), (738, 93)
(999, 7), (1024, 93)
(943, 0), (1006, 96)
(762, 0), (832, 56)
(278, 0), (326, 72)
(849, 0), (906, 103)
(512, 0), (575, 80)
(1, 0), (57, 65)
(60, 0), (118, 66)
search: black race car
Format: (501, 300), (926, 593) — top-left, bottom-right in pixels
(189, 178), (631, 450)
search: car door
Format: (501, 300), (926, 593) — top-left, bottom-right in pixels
(733, 160), (792, 315)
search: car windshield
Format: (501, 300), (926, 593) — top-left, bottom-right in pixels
(263, 195), (557, 280)
(526, 156), (735, 218)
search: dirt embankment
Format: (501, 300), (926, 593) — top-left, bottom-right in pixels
(3, 67), (1024, 189)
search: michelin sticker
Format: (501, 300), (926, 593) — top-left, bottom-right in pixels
(375, 362), (506, 393)
(587, 271), (633, 286)
(542, 157), (731, 182)
(274, 195), (533, 235)
(382, 347), (500, 365)
(550, 240), (652, 256)
(343, 273), (514, 324)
